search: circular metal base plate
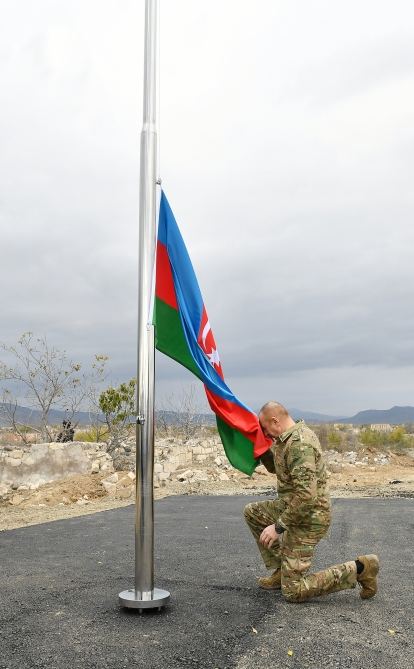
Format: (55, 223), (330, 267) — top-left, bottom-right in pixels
(119, 587), (171, 610)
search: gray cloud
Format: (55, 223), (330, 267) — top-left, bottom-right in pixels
(1, 1), (413, 416)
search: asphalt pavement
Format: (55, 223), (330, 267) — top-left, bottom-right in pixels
(0, 495), (413, 669)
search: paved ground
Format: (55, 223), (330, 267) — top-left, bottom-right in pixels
(0, 496), (412, 669)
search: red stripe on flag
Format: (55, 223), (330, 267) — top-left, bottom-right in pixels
(204, 387), (271, 458)
(156, 241), (178, 310)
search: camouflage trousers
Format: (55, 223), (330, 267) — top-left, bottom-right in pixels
(244, 499), (357, 602)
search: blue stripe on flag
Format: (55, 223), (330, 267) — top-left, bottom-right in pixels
(159, 192), (252, 411)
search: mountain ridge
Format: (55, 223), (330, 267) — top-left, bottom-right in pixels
(1, 403), (413, 428)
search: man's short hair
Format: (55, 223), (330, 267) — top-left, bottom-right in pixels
(259, 401), (289, 418)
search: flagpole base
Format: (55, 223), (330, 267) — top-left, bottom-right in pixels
(119, 587), (171, 611)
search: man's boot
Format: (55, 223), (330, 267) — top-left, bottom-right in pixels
(257, 569), (281, 590)
(356, 554), (379, 599)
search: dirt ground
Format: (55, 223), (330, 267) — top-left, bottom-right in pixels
(1, 452), (413, 532)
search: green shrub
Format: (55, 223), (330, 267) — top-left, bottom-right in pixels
(327, 431), (342, 447)
(74, 427), (109, 442)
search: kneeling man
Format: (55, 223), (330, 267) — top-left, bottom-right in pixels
(244, 402), (379, 602)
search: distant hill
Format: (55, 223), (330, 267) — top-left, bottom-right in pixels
(0, 403), (100, 428)
(0, 403), (340, 428)
(1, 402), (413, 429)
(338, 406), (414, 425)
(153, 410), (215, 426)
(289, 408), (341, 423)
(0, 403), (215, 429)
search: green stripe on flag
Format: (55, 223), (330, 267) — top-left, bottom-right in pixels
(155, 297), (258, 476)
(216, 416), (258, 476)
(154, 298), (202, 379)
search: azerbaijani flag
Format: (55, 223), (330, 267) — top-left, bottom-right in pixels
(154, 192), (271, 475)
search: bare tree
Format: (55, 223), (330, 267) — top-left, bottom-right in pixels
(0, 332), (107, 442)
(314, 423), (329, 450)
(0, 390), (33, 444)
(81, 354), (110, 441)
(156, 384), (204, 442)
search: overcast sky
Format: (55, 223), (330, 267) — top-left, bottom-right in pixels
(1, 0), (413, 416)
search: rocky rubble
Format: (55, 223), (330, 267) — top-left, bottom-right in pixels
(100, 471), (136, 499)
(1, 436), (412, 510)
(324, 449), (390, 473)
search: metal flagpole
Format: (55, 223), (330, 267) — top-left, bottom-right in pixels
(119, 0), (170, 611)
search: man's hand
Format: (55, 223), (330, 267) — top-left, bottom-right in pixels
(259, 524), (279, 549)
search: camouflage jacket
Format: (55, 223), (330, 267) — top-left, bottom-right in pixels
(261, 420), (331, 531)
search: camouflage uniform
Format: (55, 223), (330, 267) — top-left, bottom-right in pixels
(244, 420), (357, 602)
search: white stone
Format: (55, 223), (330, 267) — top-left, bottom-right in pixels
(100, 462), (114, 472)
(154, 463), (163, 474)
(163, 462), (178, 473)
(127, 471), (135, 480)
(214, 457), (222, 466)
(190, 470), (209, 482)
(178, 469), (193, 480)
(102, 481), (117, 495)
(17, 485), (29, 491)
(345, 452), (357, 463)
(218, 472), (230, 481)
(158, 472), (170, 481)
(103, 473), (119, 484)
(9, 449), (23, 459)
(6, 457), (22, 467)
(31, 444), (49, 457)
(119, 487), (132, 499)
(10, 494), (24, 506)
(255, 465), (270, 476)
(329, 464), (343, 473)
(91, 461), (100, 474)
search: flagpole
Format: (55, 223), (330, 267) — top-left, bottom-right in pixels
(119, 0), (170, 611)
